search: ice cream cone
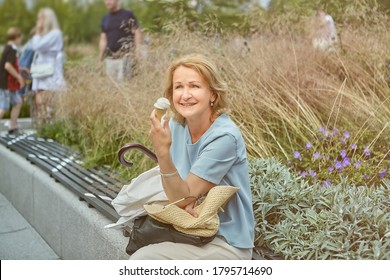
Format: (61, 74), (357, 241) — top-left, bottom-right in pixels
(154, 97), (170, 122)
(155, 108), (167, 121)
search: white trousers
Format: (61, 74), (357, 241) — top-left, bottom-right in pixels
(105, 57), (133, 82)
(129, 237), (253, 260)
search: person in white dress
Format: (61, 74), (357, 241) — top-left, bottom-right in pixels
(310, 10), (338, 52)
(32, 7), (66, 123)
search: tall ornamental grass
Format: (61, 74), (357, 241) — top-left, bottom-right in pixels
(40, 4), (389, 182)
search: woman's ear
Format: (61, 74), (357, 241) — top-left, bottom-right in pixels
(211, 92), (217, 103)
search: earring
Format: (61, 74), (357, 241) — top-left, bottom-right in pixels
(210, 101), (214, 107)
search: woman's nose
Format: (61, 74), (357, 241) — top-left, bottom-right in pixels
(182, 87), (192, 99)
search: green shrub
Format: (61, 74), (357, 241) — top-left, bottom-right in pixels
(250, 157), (390, 259)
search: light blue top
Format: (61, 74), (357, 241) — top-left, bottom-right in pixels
(31, 29), (66, 92)
(169, 114), (255, 248)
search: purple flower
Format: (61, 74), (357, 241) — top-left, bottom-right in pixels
(306, 142), (313, 149)
(340, 150), (347, 159)
(324, 130), (330, 137)
(294, 151), (302, 161)
(350, 143), (357, 150)
(364, 174), (370, 179)
(364, 146), (370, 156)
(308, 170), (317, 177)
(342, 157), (351, 167)
(343, 131), (350, 139)
(328, 166), (334, 172)
(333, 127), (339, 135)
(379, 169), (388, 179)
(319, 127), (330, 137)
(313, 152), (322, 160)
(354, 161), (362, 168)
(301, 171), (308, 178)
(324, 179), (332, 187)
(334, 160), (343, 170)
(340, 138), (347, 144)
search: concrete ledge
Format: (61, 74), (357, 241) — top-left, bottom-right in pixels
(0, 144), (129, 260)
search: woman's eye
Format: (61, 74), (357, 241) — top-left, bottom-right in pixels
(191, 84), (199, 88)
(175, 85), (182, 89)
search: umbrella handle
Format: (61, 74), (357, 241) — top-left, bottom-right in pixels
(118, 143), (157, 167)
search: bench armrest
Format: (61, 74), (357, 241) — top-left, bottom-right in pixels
(118, 143), (158, 167)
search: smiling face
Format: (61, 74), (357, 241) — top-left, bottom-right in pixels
(172, 66), (215, 124)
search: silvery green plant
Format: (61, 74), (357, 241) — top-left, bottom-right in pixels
(249, 158), (390, 260)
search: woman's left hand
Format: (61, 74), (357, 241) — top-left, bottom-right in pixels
(149, 110), (172, 158)
(184, 201), (199, 218)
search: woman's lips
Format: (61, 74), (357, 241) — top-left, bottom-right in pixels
(179, 103), (197, 107)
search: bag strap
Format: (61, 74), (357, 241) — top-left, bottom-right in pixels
(162, 192), (228, 211)
(32, 52), (38, 64)
(162, 195), (202, 209)
(162, 191), (225, 212)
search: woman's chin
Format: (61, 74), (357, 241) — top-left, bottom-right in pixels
(177, 109), (195, 119)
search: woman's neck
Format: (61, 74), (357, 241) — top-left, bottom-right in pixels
(187, 115), (217, 143)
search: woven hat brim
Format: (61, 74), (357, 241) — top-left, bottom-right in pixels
(144, 186), (238, 237)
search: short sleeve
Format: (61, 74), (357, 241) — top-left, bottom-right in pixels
(190, 134), (237, 185)
(4, 47), (16, 65)
(128, 11), (139, 29)
(101, 15), (107, 33)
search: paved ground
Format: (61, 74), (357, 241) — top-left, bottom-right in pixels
(0, 118), (33, 132)
(0, 192), (59, 260)
(0, 119), (59, 259)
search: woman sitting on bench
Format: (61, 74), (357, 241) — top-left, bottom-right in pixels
(130, 54), (255, 260)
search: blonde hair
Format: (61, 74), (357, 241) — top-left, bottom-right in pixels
(39, 8), (60, 34)
(164, 54), (229, 124)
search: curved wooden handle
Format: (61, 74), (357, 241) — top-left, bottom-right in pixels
(117, 143), (158, 167)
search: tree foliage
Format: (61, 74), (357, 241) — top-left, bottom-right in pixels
(0, 0), (33, 42)
(0, 0), (389, 44)
(268, 0), (390, 20)
(0, 0), (106, 44)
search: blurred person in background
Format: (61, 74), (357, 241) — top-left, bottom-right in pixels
(310, 10), (338, 52)
(0, 27), (25, 135)
(32, 7), (66, 124)
(17, 28), (36, 101)
(99, 0), (142, 82)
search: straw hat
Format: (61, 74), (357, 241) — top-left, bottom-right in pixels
(144, 186), (239, 237)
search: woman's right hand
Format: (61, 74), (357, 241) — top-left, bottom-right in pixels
(149, 110), (172, 159)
